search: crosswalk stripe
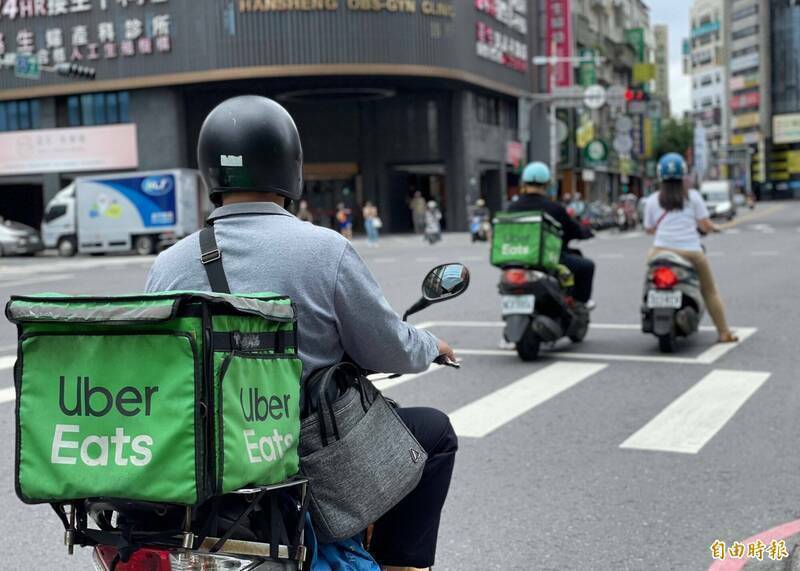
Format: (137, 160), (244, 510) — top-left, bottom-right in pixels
(0, 387), (14, 404)
(0, 273), (75, 289)
(0, 355), (16, 372)
(620, 369), (770, 454)
(370, 363), (444, 391)
(449, 361), (607, 438)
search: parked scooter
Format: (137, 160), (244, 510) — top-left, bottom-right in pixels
(641, 251), (705, 353)
(500, 248), (591, 361)
(73, 264), (469, 571)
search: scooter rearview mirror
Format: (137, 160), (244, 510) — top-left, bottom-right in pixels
(421, 263), (470, 302)
(402, 263), (470, 321)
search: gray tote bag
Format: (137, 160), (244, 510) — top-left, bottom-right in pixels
(299, 363), (427, 544)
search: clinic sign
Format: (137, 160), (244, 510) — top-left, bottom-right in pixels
(0, 124), (139, 176)
(0, 0), (531, 96)
(0, 0), (173, 67)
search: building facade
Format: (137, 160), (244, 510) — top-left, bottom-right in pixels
(724, 0), (770, 194)
(768, 0), (800, 198)
(561, 0), (659, 201)
(0, 0), (539, 232)
(688, 0), (727, 181)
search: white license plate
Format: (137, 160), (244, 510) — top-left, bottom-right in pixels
(502, 295), (535, 316)
(647, 290), (683, 309)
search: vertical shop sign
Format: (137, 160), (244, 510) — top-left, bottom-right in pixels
(546, 0), (573, 89)
(624, 28), (645, 64)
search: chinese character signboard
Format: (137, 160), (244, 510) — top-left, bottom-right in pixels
(578, 47), (595, 87)
(774, 114), (800, 144)
(0, 0), (531, 97)
(0, 0), (172, 69)
(0, 124), (138, 176)
(475, 0), (529, 74)
(625, 28), (645, 64)
(546, 0), (573, 90)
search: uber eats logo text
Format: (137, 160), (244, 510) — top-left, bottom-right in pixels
(239, 388), (294, 465)
(51, 376), (158, 467)
(502, 243), (530, 256)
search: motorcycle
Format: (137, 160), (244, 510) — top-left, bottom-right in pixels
(470, 214), (491, 242)
(424, 210), (442, 245)
(641, 251), (705, 353)
(65, 263), (469, 571)
(499, 249), (591, 361)
(615, 195), (638, 231)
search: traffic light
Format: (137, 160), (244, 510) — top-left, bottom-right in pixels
(624, 87), (650, 102)
(55, 63), (96, 80)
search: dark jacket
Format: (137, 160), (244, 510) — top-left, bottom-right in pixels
(507, 193), (591, 245)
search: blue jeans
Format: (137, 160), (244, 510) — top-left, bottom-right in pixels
(365, 219), (379, 244)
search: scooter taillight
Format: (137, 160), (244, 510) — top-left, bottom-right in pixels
(93, 546), (256, 571)
(93, 546), (171, 571)
(652, 267), (678, 289)
(503, 269), (530, 285)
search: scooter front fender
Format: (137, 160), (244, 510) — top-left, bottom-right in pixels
(504, 315), (531, 343)
(652, 308), (675, 336)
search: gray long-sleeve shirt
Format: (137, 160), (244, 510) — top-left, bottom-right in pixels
(145, 202), (439, 379)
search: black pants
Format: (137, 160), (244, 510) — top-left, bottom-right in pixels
(561, 252), (595, 303)
(370, 407), (458, 568)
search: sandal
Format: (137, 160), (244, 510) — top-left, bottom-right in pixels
(718, 331), (739, 343)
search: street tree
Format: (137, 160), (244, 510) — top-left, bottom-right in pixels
(654, 119), (693, 161)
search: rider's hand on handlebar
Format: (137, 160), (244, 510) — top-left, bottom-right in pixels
(437, 339), (458, 367)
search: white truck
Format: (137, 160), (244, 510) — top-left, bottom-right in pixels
(42, 169), (206, 256)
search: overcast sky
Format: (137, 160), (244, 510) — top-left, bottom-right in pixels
(650, 0), (693, 118)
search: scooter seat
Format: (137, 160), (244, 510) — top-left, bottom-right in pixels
(649, 251), (694, 270)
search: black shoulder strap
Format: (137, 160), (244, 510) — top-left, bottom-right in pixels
(199, 225), (231, 294)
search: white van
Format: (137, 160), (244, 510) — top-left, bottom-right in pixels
(699, 180), (737, 221)
(42, 169), (206, 256)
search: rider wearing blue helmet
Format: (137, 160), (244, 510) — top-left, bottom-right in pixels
(643, 153), (738, 343)
(508, 161), (595, 306)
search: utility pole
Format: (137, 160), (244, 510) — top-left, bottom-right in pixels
(531, 50), (605, 196)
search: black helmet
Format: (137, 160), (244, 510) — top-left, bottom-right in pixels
(197, 95), (303, 205)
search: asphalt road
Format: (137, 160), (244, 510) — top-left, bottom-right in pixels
(0, 202), (797, 570)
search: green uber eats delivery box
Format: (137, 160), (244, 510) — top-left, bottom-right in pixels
(490, 210), (563, 269)
(5, 291), (302, 507)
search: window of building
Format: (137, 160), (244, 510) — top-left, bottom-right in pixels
(733, 4), (757, 21)
(732, 26), (758, 41)
(0, 99), (41, 132)
(732, 45), (758, 59)
(66, 91), (130, 127)
(475, 94), (501, 126)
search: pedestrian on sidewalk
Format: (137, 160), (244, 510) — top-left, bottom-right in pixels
(410, 191), (427, 234)
(645, 153), (738, 343)
(296, 199), (314, 223)
(362, 201), (382, 247)
(336, 202), (353, 240)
